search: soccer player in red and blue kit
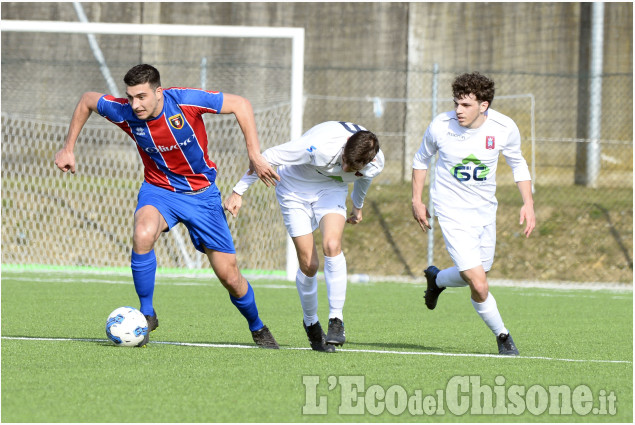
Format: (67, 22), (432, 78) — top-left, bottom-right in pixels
(55, 64), (280, 348)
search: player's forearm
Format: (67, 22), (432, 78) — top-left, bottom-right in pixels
(232, 172), (260, 196)
(516, 180), (534, 206)
(411, 168), (428, 205)
(351, 179), (371, 209)
(231, 97), (262, 160)
(62, 92), (100, 151)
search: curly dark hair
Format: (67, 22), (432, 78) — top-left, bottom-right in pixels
(343, 130), (380, 170)
(452, 72), (495, 107)
(124, 64), (161, 89)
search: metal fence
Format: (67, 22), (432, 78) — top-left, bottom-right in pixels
(1, 26), (632, 282)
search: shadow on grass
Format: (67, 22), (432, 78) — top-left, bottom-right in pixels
(2, 335), (498, 355)
(345, 340), (443, 352)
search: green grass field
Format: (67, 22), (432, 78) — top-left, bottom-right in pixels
(1, 267), (632, 422)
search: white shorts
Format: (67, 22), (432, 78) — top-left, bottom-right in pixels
(275, 186), (348, 237)
(437, 217), (496, 272)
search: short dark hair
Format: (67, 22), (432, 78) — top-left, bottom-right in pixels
(124, 64), (161, 89)
(343, 130), (380, 170)
(452, 72), (495, 107)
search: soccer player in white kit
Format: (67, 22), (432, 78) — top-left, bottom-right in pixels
(411, 72), (535, 355)
(225, 121), (384, 352)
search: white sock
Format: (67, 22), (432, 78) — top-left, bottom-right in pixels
(296, 269), (318, 326)
(324, 252), (347, 320)
(471, 292), (508, 336)
(436, 266), (468, 288)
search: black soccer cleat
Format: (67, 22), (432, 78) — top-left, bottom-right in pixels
(251, 325), (280, 349)
(303, 321), (336, 353)
(423, 266), (445, 310)
(144, 311), (159, 332)
(137, 311), (158, 347)
(325, 318), (346, 346)
(496, 332), (519, 356)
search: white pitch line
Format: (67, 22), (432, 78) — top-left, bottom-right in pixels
(1, 336), (631, 364)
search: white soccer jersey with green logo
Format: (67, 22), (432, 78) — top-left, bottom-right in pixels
(233, 121), (385, 208)
(412, 109), (531, 225)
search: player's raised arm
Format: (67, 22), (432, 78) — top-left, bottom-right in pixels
(54, 91), (103, 174)
(220, 93), (280, 187)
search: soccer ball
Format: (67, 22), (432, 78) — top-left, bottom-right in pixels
(105, 306), (148, 347)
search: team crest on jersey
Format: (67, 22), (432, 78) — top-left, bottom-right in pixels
(486, 136), (495, 149)
(169, 114), (184, 130)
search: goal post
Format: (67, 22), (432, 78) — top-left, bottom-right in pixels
(0, 18), (304, 147)
(1, 19), (303, 280)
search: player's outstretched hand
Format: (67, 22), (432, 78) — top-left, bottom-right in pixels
(223, 191), (243, 218)
(54, 149), (76, 173)
(412, 202), (431, 233)
(248, 154), (280, 187)
(347, 206), (363, 225)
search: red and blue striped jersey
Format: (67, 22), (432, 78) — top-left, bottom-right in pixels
(97, 88), (223, 193)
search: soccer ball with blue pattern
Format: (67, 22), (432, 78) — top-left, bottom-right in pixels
(105, 306), (148, 347)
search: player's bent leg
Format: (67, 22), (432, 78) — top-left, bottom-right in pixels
(206, 249), (278, 349)
(133, 205), (168, 254)
(324, 252), (347, 346)
(289, 233), (335, 353)
(319, 213), (346, 257)
(131, 205), (167, 325)
(459, 266), (489, 303)
(292, 233), (319, 278)
(319, 214), (347, 345)
(206, 249), (247, 297)
(461, 266), (517, 355)
(437, 266), (469, 288)
(292, 234), (320, 326)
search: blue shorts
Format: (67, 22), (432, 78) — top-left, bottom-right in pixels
(135, 181), (235, 254)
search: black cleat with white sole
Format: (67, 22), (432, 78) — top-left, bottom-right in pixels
(325, 318), (346, 346)
(304, 321), (336, 353)
(496, 332), (519, 355)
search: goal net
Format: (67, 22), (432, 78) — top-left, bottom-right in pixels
(1, 20), (304, 276)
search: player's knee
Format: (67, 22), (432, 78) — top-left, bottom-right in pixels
(470, 279), (489, 300)
(133, 226), (158, 251)
(322, 239), (342, 257)
(220, 271), (245, 296)
(300, 258), (319, 277)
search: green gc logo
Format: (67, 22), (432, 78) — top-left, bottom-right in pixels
(451, 154), (490, 182)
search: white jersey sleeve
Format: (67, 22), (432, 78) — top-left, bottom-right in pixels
(351, 149), (384, 208)
(233, 121), (384, 202)
(500, 121), (531, 182)
(232, 130), (319, 195)
(412, 125), (438, 170)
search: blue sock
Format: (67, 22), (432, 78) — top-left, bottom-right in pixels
(131, 249), (157, 317)
(230, 282), (264, 332)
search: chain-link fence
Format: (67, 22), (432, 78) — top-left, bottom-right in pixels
(1, 15), (632, 282)
(303, 66), (632, 283)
